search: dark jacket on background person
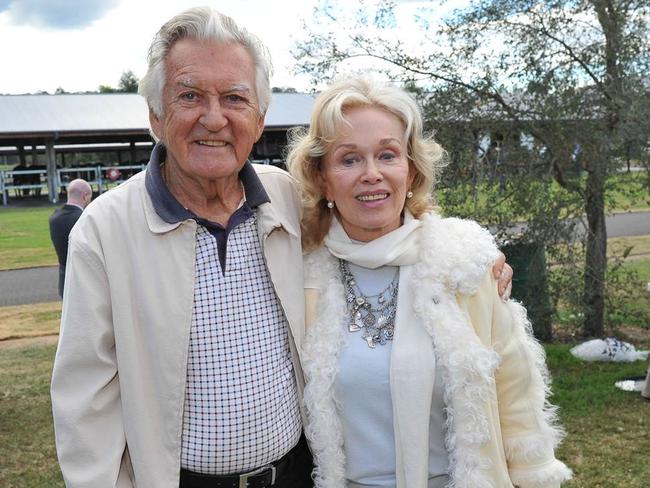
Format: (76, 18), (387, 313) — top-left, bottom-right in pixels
(49, 204), (83, 297)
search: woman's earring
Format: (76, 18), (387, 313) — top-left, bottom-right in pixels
(406, 191), (413, 199)
(327, 201), (335, 209)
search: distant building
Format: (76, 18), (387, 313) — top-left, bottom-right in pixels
(0, 92), (314, 202)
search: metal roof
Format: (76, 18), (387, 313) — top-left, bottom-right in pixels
(0, 92), (314, 141)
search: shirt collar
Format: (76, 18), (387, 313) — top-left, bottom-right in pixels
(145, 142), (270, 224)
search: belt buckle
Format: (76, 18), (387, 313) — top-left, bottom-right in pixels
(238, 464), (276, 488)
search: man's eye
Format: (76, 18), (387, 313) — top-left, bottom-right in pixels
(225, 94), (245, 103)
(181, 92), (198, 101)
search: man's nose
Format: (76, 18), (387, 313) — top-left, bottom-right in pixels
(200, 98), (228, 131)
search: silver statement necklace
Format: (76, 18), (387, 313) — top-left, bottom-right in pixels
(339, 259), (399, 348)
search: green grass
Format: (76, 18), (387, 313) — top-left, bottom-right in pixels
(624, 259), (650, 282)
(0, 340), (647, 486)
(0, 207), (57, 269)
(547, 345), (650, 487)
(0, 342), (64, 487)
(606, 171), (650, 212)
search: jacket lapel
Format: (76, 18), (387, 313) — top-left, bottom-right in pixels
(256, 201), (305, 352)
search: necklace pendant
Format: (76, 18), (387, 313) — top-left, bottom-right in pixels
(349, 322), (361, 332)
(363, 313), (376, 327)
(355, 296), (365, 306)
(378, 295), (385, 304)
(365, 336), (376, 348)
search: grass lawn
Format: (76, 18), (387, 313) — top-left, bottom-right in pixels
(0, 207), (57, 270)
(548, 345), (650, 487)
(0, 339), (648, 487)
(0, 340), (63, 487)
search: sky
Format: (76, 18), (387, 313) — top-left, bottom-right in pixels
(0, 0), (447, 95)
(0, 0), (322, 94)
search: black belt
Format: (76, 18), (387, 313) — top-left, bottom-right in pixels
(179, 436), (305, 488)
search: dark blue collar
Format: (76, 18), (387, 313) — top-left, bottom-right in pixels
(144, 142), (270, 224)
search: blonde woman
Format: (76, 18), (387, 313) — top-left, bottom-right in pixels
(287, 77), (572, 488)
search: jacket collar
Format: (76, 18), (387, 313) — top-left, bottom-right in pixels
(143, 142), (271, 234)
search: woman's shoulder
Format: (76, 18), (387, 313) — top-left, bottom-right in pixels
(417, 212), (500, 294)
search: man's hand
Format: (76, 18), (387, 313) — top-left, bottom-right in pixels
(492, 251), (513, 301)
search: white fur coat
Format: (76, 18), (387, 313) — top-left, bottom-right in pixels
(301, 213), (572, 488)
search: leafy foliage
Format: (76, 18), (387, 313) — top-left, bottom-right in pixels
(293, 0), (650, 337)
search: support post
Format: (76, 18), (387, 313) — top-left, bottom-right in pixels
(46, 140), (58, 203)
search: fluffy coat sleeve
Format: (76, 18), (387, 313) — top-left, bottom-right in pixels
(485, 273), (572, 487)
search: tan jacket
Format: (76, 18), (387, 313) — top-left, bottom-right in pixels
(301, 213), (572, 488)
(50, 166), (305, 488)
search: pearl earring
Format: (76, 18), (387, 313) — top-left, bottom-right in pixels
(327, 201), (335, 209)
(406, 191), (413, 199)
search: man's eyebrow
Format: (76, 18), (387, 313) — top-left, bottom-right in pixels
(174, 80), (253, 94)
(176, 80), (199, 90)
(227, 83), (253, 94)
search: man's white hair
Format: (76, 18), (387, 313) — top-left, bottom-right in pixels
(138, 6), (273, 117)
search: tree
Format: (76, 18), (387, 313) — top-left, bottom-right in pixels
(272, 86), (299, 93)
(98, 70), (140, 93)
(293, 0), (650, 338)
(118, 70), (139, 93)
(98, 84), (118, 93)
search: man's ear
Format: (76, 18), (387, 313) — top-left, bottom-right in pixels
(255, 113), (265, 142)
(149, 109), (163, 141)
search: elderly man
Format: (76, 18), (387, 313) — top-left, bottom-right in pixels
(52, 8), (309, 488)
(51, 7), (512, 488)
(48, 178), (92, 297)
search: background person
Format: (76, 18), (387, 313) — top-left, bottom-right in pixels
(287, 77), (572, 488)
(48, 178), (92, 297)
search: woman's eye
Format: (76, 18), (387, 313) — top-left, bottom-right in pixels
(379, 151), (396, 161)
(342, 155), (360, 166)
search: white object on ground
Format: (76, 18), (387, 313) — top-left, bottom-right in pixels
(570, 338), (649, 362)
(614, 378), (645, 392)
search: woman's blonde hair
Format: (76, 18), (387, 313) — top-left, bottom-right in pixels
(286, 77), (446, 250)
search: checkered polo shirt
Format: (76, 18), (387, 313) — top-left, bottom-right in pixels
(144, 144), (302, 474)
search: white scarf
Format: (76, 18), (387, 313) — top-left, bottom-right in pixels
(323, 212), (439, 488)
(323, 212), (421, 268)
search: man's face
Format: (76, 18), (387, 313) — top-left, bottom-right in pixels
(150, 38), (264, 184)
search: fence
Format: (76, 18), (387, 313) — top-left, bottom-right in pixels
(0, 165), (146, 206)
(0, 159), (287, 206)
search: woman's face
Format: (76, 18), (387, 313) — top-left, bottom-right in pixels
(319, 106), (415, 242)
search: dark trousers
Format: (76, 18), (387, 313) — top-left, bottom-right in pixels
(179, 435), (314, 488)
(272, 435), (313, 488)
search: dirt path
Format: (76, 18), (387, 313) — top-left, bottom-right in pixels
(0, 334), (58, 350)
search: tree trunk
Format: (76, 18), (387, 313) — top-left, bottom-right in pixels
(583, 155), (607, 337)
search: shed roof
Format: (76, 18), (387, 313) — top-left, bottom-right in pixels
(0, 92), (314, 145)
